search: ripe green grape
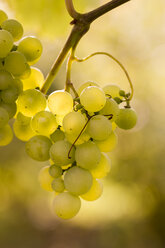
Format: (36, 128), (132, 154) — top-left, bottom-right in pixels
(80, 86), (106, 112)
(13, 78), (23, 95)
(0, 101), (16, 119)
(17, 89), (46, 117)
(38, 166), (54, 192)
(18, 36), (42, 62)
(22, 67), (44, 90)
(1, 19), (23, 41)
(65, 130), (90, 146)
(87, 115), (112, 141)
(0, 30), (13, 58)
(0, 124), (13, 146)
(26, 135), (52, 161)
(0, 10), (8, 25)
(48, 90), (73, 116)
(78, 81), (99, 96)
(75, 141), (101, 170)
(31, 111), (58, 136)
(99, 98), (119, 121)
(52, 192), (81, 219)
(64, 166), (93, 195)
(0, 70), (14, 90)
(81, 179), (103, 201)
(0, 107), (9, 128)
(50, 129), (65, 143)
(1, 86), (19, 103)
(51, 178), (65, 193)
(4, 51), (27, 77)
(103, 84), (121, 98)
(50, 140), (75, 166)
(90, 153), (111, 178)
(49, 164), (63, 178)
(94, 130), (118, 152)
(115, 108), (137, 130)
(19, 63), (31, 80)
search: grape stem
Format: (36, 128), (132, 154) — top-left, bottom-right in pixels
(41, 0), (131, 94)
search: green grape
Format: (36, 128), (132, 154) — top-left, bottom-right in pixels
(50, 129), (65, 143)
(63, 111), (87, 136)
(87, 115), (112, 141)
(48, 90), (73, 116)
(52, 192), (81, 219)
(0, 101), (16, 119)
(19, 63), (31, 80)
(0, 124), (13, 146)
(0, 30), (13, 58)
(0, 10), (8, 25)
(13, 78), (23, 95)
(31, 111), (58, 136)
(17, 89), (46, 117)
(90, 153), (111, 179)
(50, 140), (75, 166)
(80, 86), (106, 112)
(77, 81), (99, 96)
(38, 166), (54, 192)
(51, 178), (65, 193)
(49, 164), (63, 178)
(1, 86), (19, 103)
(65, 130), (90, 146)
(99, 98), (119, 122)
(94, 130), (118, 152)
(4, 51), (27, 77)
(0, 107), (9, 128)
(64, 166), (93, 195)
(22, 67), (44, 90)
(26, 135), (52, 161)
(0, 70), (14, 90)
(81, 179), (103, 201)
(75, 141), (101, 170)
(115, 108), (137, 130)
(55, 115), (65, 126)
(18, 36), (42, 62)
(103, 84), (121, 98)
(1, 19), (23, 41)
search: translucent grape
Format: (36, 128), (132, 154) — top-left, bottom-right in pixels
(87, 115), (112, 141)
(50, 129), (65, 143)
(49, 164), (63, 178)
(48, 90), (73, 116)
(75, 141), (101, 170)
(26, 135), (52, 161)
(94, 130), (118, 152)
(13, 78), (23, 95)
(0, 10), (8, 25)
(0, 107), (9, 128)
(1, 19), (23, 41)
(0, 70), (14, 90)
(64, 166), (93, 195)
(0, 30), (13, 58)
(78, 81), (99, 96)
(115, 108), (137, 130)
(17, 89), (46, 117)
(0, 101), (16, 119)
(51, 178), (65, 193)
(90, 153), (111, 178)
(52, 192), (81, 219)
(0, 124), (13, 146)
(38, 166), (54, 192)
(65, 130), (90, 146)
(99, 98), (119, 122)
(50, 140), (75, 166)
(19, 63), (31, 80)
(1, 86), (19, 103)
(55, 115), (65, 126)
(103, 84), (121, 98)
(22, 67), (44, 90)
(80, 86), (106, 112)
(81, 179), (103, 201)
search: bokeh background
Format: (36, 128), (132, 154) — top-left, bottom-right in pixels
(0, 0), (165, 247)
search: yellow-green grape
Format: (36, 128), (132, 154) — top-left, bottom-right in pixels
(0, 101), (16, 119)
(1, 86), (19, 103)
(48, 90), (73, 116)
(80, 86), (106, 112)
(22, 67), (44, 90)
(0, 124), (13, 146)
(38, 166), (54, 192)
(103, 84), (121, 98)
(50, 129), (65, 143)
(87, 115), (112, 141)
(90, 153), (111, 179)
(13, 113), (35, 141)
(64, 166), (93, 195)
(26, 135), (52, 161)
(49, 164), (63, 178)
(75, 141), (101, 170)
(115, 108), (137, 130)
(31, 111), (58, 136)
(55, 115), (65, 126)
(81, 179), (103, 201)
(0, 70), (14, 90)
(65, 130), (90, 146)
(50, 140), (75, 166)
(13, 78), (23, 95)
(4, 51), (27, 77)
(52, 192), (81, 219)
(78, 81), (99, 96)
(18, 36), (42, 62)
(1, 19), (23, 41)
(19, 63), (31, 80)
(63, 111), (87, 136)
(0, 30), (13, 58)
(51, 178), (65, 193)
(0, 10), (8, 25)
(0, 107), (9, 128)
(94, 130), (118, 152)
(99, 98), (119, 122)
(17, 89), (46, 117)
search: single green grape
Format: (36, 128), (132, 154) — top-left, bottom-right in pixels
(0, 124), (13, 146)
(0, 101), (17, 119)
(99, 98), (119, 122)
(0, 107), (9, 128)
(1, 86), (19, 103)
(51, 178), (65, 193)
(50, 129), (65, 143)
(0, 70), (14, 90)
(49, 164), (63, 178)
(115, 108), (137, 130)
(94, 130), (118, 152)
(81, 179), (103, 201)
(0, 10), (8, 25)
(103, 84), (121, 98)
(38, 166), (54, 192)
(77, 81), (99, 96)
(90, 153), (111, 178)
(0, 30), (13, 58)
(1, 19), (23, 41)
(22, 67), (44, 90)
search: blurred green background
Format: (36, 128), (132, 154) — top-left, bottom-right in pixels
(0, 0), (165, 247)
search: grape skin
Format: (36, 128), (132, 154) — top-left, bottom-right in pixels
(0, 107), (9, 128)
(49, 164), (63, 178)
(103, 84), (121, 98)
(94, 130), (118, 152)
(115, 108), (137, 130)
(1, 19), (24, 41)
(22, 67), (44, 90)
(0, 101), (17, 119)
(99, 98), (119, 122)
(51, 178), (65, 193)
(0, 30), (13, 58)
(0, 10), (8, 25)
(38, 166), (54, 192)
(0, 124), (13, 146)
(81, 179), (103, 201)
(0, 70), (14, 90)
(77, 81), (99, 96)
(90, 153), (111, 179)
